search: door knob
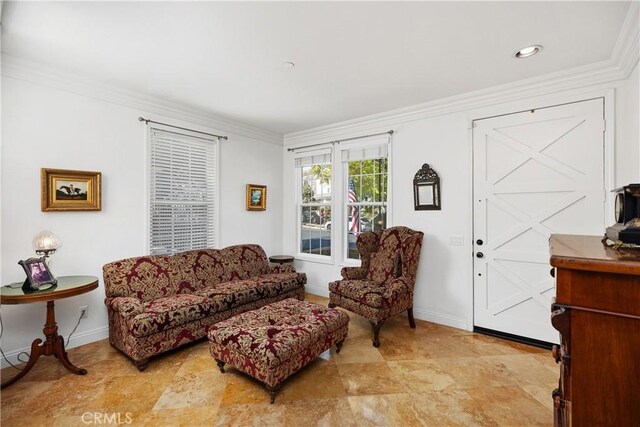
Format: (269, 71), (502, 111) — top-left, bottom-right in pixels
(476, 239), (484, 246)
(476, 252), (484, 258)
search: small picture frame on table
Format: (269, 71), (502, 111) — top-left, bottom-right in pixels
(18, 257), (58, 291)
(246, 184), (267, 211)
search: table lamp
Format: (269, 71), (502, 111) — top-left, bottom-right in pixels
(33, 230), (61, 259)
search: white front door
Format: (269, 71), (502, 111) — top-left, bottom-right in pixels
(473, 99), (606, 343)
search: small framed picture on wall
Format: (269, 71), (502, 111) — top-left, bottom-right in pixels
(41, 168), (102, 212)
(246, 184), (267, 211)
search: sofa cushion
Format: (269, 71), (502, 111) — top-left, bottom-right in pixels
(103, 255), (176, 301)
(328, 279), (386, 308)
(219, 245), (269, 281)
(195, 272), (305, 312)
(129, 294), (213, 338)
(170, 249), (229, 293)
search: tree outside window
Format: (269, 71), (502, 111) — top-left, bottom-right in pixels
(346, 158), (388, 259)
(299, 164), (332, 256)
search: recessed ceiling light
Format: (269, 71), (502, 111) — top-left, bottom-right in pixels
(514, 45), (543, 59)
(282, 61), (295, 69)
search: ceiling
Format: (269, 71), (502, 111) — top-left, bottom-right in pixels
(1, 1), (632, 135)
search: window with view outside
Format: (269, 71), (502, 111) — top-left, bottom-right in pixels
(346, 158), (388, 259)
(299, 163), (332, 256)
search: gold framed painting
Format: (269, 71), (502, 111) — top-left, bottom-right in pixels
(41, 168), (102, 212)
(246, 184), (267, 211)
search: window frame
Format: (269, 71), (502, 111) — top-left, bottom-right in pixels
(146, 125), (220, 255)
(294, 149), (335, 264)
(342, 157), (389, 263)
(338, 139), (391, 265)
(292, 138), (391, 266)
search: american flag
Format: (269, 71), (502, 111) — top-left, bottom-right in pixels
(348, 179), (362, 235)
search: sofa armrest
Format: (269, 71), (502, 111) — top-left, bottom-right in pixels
(105, 296), (144, 318)
(268, 264), (296, 274)
(341, 267), (367, 280)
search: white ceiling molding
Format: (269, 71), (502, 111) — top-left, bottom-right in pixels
(284, 3), (639, 147)
(1, 54), (283, 145)
(612, 1), (640, 77)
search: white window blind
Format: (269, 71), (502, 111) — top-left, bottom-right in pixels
(294, 149), (332, 167)
(149, 128), (217, 255)
(340, 136), (389, 162)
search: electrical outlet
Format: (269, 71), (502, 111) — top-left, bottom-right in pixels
(79, 305), (89, 319)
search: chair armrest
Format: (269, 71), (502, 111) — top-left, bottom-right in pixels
(268, 264), (296, 274)
(105, 296), (143, 318)
(383, 277), (412, 300)
(341, 267), (367, 280)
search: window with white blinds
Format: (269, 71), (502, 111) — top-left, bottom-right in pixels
(149, 127), (218, 255)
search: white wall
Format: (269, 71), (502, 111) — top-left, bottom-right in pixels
(615, 61), (640, 186)
(0, 73), (283, 365)
(283, 74), (638, 331)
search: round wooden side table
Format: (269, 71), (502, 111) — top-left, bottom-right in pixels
(268, 255), (295, 265)
(0, 275), (99, 389)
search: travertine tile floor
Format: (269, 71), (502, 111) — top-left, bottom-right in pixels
(1, 294), (556, 426)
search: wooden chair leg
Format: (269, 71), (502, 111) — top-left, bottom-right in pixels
(266, 384), (280, 404)
(134, 358), (149, 371)
(408, 307), (416, 329)
(370, 320), (385, 348)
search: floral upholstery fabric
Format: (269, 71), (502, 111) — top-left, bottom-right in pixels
(129, 294), (214, 338)
(340, 232), (382, 280)
(103, 244), (306, 365)
(108, 289), (305, 364)
(366, 227), (405, 284)
(103, 256), (176, 301)
(366, 251), (399, 284)
(328, 280), (386, 308)
(328, 226), (424, 325)
(195, 273), (305, 312)
(208, 298), (349, 388)
(328, 277), (414, 320)
(105, 297), (143, 318)
(268, 264), (295, 274)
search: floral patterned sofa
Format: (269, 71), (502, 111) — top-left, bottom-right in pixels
(103, 244), (306, 370)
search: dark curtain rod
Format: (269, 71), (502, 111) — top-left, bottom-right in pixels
(138, 117), (228, 140)
(287, 130), (393, 152)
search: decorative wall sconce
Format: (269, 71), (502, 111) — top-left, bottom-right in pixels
(413, 164), (441, 210)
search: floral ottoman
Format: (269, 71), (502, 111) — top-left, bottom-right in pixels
(208, 298), (349, 403)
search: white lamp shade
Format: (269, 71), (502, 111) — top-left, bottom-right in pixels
(33, 230), (61, 252)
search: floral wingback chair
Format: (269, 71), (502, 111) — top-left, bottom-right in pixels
(328, 226), (424, 347)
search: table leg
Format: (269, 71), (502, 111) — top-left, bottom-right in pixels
(0, 339), (43, 389)
(1, 300), (87, 389)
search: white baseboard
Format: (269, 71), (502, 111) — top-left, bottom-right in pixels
(305, 285), (468, 331)
(305, 284), (330, 298)
(0, 325), (109, 369)
(412, 307), (468, 330)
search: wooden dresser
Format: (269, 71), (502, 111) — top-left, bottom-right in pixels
(549, 234), (640, 427)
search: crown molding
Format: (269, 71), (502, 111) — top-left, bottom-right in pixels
(1, 54), (283, 145)
(612, 1), (640, 77)
(285, 4), (639, 146)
